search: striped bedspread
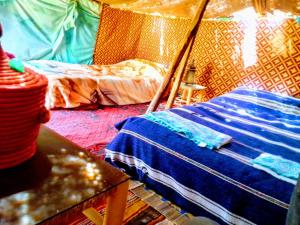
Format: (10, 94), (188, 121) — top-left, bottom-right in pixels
(105, 88), (300, 225)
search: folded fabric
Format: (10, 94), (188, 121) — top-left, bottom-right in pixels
(252, 153), (300, 184)
(144, 111), (232, 149)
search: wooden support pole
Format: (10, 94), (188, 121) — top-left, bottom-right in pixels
(165, 35), (195, 109)
(146, 0), (211, 113)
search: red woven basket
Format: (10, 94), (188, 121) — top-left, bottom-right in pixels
(0, 25), (49, 169)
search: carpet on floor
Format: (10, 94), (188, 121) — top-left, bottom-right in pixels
(69, 180), (193, 225)
(46, 103), (149, 158)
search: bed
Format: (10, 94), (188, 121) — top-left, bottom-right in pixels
(25, 59), (166, 109)
(105, 87), (300, 225)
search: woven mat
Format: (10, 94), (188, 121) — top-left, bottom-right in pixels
(70, 180), (193, 225)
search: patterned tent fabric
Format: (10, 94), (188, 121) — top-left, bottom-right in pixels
(94, 6), (300, 100)
(97, 0), (300, 18)
(190, 18), (300, 100)
(93, 6), (189, 66)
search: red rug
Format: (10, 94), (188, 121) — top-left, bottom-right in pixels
(45, 103), (149, 158)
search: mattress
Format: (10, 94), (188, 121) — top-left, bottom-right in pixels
(25, 59), (166, 109)
(105, 87), (300, 225)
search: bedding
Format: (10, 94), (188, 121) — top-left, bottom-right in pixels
(105, 87), (300, 225)
(25, 59), (166, 109)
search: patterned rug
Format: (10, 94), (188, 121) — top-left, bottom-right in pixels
(46, 103), (149, 158)
(46, 102), (166, 158)
(70, 180), (193, 225)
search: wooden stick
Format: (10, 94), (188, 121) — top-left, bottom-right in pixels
(82, 207), (103, 225)
(146, 0), (210, 113)
(165, 35), (195, 109)
(103, 180), (129, 225)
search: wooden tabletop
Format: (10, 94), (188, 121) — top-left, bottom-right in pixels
(0, 125), (129, 225)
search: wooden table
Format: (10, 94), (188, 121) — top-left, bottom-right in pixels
(0, 125), (129, 225)
(179, 82), (206, 105)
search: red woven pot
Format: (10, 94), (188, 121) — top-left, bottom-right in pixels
(0, 26), (49, 169)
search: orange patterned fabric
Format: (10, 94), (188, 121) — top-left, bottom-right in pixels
(135, 16), (189, 65)
(94, 6), (145, 65)
(191, 18), (300, 100)
(94, 7), (300, 101)
(94, 6), (189, 65)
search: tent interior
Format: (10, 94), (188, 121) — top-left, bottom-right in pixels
(0, 0), (299, 224)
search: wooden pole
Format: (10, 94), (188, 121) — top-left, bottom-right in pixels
(146, 0), (210, 113)
(165, 35), (195, 109)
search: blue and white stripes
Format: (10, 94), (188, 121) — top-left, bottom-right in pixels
(105, 88), (300, 225)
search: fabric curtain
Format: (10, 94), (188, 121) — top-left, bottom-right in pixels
(0, 0), (101, 64)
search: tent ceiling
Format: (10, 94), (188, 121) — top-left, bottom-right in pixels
(98, 0), (300, 18)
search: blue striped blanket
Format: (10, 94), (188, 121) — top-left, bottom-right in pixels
(105, 87), (300, 225)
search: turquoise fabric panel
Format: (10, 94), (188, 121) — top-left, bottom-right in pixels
(252, 153), (300, 184)
(0, 0), (101, 64)
(144, 111), (232, 149)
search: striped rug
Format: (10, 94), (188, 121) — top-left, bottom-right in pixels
(70, 180), (193, 225)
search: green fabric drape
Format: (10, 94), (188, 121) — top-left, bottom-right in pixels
(0, 0), (101, 64)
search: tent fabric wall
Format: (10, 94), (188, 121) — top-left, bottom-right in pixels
(98, 0), (300, 18)
(0, 0), (101, 64)
(93, 6), (189, 65)
(191, 18), (300, 100)
(94, 7), (300, 100)
(93, 6), (144, 64)
(135, 15), (189, 65)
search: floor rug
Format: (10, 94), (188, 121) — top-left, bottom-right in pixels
(46, 102), (166, 158)
(46, 103), (149, 158)
(70, 180), (193, 225)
